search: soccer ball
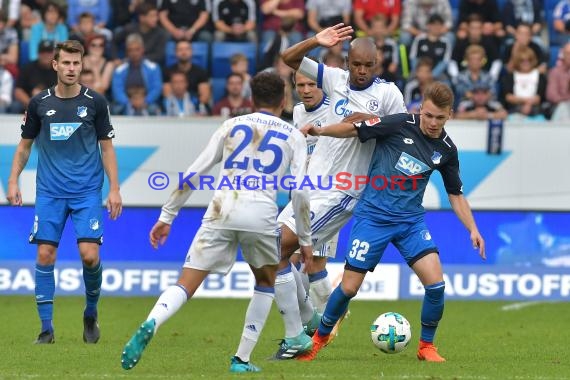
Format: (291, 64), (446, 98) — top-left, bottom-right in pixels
(370, 312), (412, 354)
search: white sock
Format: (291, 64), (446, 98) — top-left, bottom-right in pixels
(291, 264), (315, 324)
(274, 267), (304, 338)
(147, 285), (188, 331)
(310, 276), (333, 314)
(297, 263), (310, 292)
(235, 288), (274, 362)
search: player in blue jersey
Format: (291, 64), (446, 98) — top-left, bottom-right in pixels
(297, 82), (486, 362)
(6, 40), (122, 344)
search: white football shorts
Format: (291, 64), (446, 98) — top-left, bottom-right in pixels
(278, 190), (356, 258)
(183, 226), (280, 274)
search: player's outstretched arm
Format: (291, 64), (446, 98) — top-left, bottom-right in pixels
(308, 122), (358, 138)
(342, 112), (378, 123)
(448, 194), (486, 260)
(100, 139), (123, 220)
(6, 139), (33, 206)
(281, 23), (353, 70)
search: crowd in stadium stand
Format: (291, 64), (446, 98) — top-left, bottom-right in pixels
(1, 0), (569, 121)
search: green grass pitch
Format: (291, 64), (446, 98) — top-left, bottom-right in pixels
(0, 296), (569, 379)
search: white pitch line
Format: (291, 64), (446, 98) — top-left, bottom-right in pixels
(501, 301), (543, 311)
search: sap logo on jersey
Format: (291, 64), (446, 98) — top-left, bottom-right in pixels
(50, 122), (82, 140)
(395, 152), (430, 175)
(334, 98), (353, 117)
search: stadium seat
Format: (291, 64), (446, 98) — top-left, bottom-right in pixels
(550, 46), (561, 67)
(496, 0), (507, 12)
(191, 42), (209, 71)
(545, 0), (562, 13)
(211, 77), (227, 103)
(165, 41), (210, 70)
(307, 46), (323, 60)
(211, 42), (257, 78)
(448, 0), (460, 9)
(165, 40), (176, 67)
(19, 40), (29, 67)
(545, 0), (565, 46)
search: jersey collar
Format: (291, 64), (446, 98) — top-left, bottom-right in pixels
(349, 77), (377, 91)
(304, 95), (328, 113)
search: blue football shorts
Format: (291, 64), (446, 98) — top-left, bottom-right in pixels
(345, 216), (438, 272)
(29, 194), (104, 247)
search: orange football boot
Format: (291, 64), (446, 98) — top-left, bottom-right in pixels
(297, 330), (329, 361)
(417, 340), (446, 362)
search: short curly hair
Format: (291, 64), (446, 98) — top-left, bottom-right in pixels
(251, 71), (285, 109)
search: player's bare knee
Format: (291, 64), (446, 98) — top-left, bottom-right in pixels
(79, 244), (100, 267)
(36, 245), (56, 265)
(252, 265), (277, 287)
(279, 225), (299, 257)
(81, 255), (100, 267)
(340, 282), (359, 298)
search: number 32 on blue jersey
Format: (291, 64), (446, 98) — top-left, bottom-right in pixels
(224, 124), (288, 174)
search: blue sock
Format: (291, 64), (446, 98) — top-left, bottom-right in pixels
(83, 261), (102, 318)
(420, 281), (445, 343)
(308, 269), (327, 283)
(35, 263), (55, 332)
(318, 285), (353, 336)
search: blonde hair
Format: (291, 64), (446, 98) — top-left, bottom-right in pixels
(512, 46), (537, 69)
(464, 44), (486, 60)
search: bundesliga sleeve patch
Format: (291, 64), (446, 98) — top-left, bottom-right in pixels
(364, 117), (381, 127)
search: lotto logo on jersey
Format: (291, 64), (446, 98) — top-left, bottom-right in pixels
(50, 123), (82, 140)
(395, 152), (430, 176)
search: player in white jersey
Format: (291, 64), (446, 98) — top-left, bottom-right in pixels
(275, 68), (335, 342)
(120, 72), (314, 373)
(273, 24), (407, 358)
(287, 68), (340, 316)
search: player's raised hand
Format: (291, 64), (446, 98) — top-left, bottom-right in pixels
(315, 23), (353, 48)
(149, 221), (171, 249)
(107, 189), (123, 220)
(471, 230), (486, 260)
(6, 182), (22, 206)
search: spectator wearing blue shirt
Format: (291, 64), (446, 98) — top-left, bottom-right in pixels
(111, 33), (162, 115)
(553, 0), (570, 44)
(67, 0), (110, 33)
(28, 2), (69, 62)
